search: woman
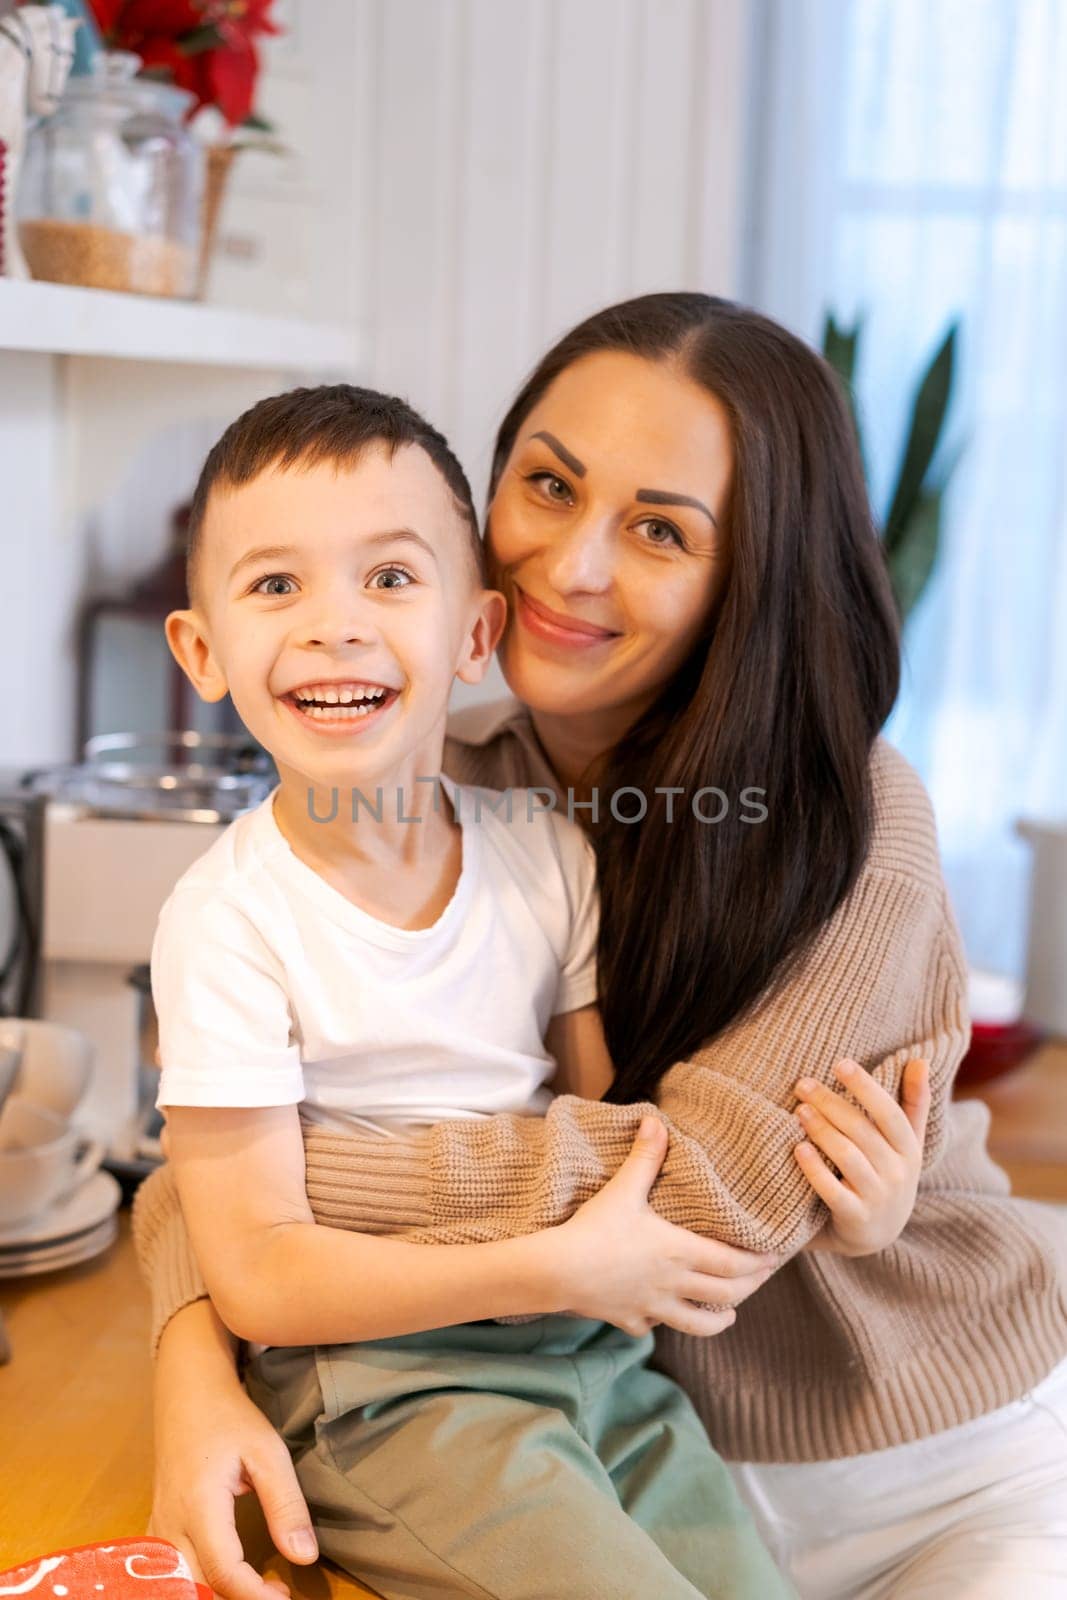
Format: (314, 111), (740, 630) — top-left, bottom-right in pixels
(136, 293), (1067, 1598)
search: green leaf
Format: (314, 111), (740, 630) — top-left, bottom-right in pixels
(822, 311), (860, 388)
(179, 24), (227, 55)
(884, 322), (958, 554)
(821, 310), (867, 478)
(241, 112), (276, 133)
(888, 487), (943, 618)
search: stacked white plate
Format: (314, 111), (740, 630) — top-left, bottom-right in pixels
(0, 1171), (122, 1278)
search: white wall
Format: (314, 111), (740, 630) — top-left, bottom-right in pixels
(0, 0), (755, 767)
(350, 0), (754, 704)
(355, 0), (753, 494)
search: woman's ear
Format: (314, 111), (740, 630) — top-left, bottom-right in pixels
(164, 609), (230, 704)
(455, 589), (508, 686)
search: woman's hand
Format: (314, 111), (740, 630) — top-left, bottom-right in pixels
(794, 1056), (931, 1256)
(547, 1116), (777, 1337)
(148, 1300), (318, 1600)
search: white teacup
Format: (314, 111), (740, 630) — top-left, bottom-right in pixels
(0, 1095), (103, 1227)
(0, 1018), (93, 1120)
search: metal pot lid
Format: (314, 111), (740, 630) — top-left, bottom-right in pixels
(26, 731), (277, 823)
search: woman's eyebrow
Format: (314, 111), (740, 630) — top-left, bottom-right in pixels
(526, 430), (718, 529)
(635, 488), (718, 529)
(528, 430), (586, 479)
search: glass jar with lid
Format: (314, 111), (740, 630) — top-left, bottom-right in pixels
(18, 51), (204, 298)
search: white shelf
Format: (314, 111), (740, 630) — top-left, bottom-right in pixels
(0, 278), (358, 371)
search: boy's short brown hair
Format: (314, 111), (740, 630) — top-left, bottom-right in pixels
(186, 384), (485, 604)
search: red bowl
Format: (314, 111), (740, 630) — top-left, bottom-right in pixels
(956, 1019), (1043, 1087)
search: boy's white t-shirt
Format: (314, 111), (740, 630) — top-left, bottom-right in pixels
(152, 774), (598, 1138)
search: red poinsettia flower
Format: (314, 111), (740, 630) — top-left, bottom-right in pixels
(215, 1), (281, 41)
(114, 1), (203, 35)
(204, 30), (258, 126)
(85, 0), (129, 35)
(86, 0), (281, 126)
(136, 34), (211, 104)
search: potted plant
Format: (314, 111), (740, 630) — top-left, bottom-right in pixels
(822, 313), (961, 619)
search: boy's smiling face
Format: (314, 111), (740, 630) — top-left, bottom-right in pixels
(166, 443), (505, 793)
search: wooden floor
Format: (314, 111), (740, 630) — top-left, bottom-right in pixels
(2, 1039), (1065, 1592)
(956, 1037), (1067, 1202)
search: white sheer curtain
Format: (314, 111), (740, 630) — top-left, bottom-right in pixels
(748, 0), (1067, 979)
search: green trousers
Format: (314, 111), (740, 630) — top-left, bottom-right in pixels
(245, 1315), (794, 1600)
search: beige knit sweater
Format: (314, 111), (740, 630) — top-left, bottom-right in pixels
(132, 697), (1067, 1463)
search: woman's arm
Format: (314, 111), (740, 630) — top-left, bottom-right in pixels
(166, 1104), (763, 1347)
(545, 1003), (615, 1099)
(546, 1002), (935, 1258)
(165, 1103), (561, 1345)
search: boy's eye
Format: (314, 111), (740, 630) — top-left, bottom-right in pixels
(252, 574), (295, 596)
(370, 565), (415, 590)
(526, 471), (574, 504)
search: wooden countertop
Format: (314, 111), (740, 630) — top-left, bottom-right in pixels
(0, 1212), (375, 1599)
(1, 1042), (1064, 1585)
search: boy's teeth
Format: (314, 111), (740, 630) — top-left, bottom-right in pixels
(289, 683), (392, 721)
(293, 684), (387, 705)
(302, 703), (380, 719)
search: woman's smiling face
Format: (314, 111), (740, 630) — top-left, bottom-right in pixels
(487, 350), (734, 725)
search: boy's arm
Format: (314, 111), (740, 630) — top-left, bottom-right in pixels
(165, 1103), (564, 1347)
(545, 1004), (614, 1100)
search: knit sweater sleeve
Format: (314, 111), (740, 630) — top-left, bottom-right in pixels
(402, 860), (968, 1257)
(132, 740), (970, 1346)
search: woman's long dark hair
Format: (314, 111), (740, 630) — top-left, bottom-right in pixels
(488, 293), (901, 1105)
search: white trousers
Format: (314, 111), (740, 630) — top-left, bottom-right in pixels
(728, 1357), (1067, 1599)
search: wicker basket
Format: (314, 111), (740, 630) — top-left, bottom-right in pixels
(195, 142), (240, 299)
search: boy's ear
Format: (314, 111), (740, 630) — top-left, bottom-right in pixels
(455, 589), (508, 686)
(164, 609), (230, 703)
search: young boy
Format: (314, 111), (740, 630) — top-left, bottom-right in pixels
(153, 385), (791, 1600)
(154, 384), (619, 1343)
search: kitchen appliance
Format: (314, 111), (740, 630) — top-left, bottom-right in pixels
(0, 732), (275, 1169)
(1017, 820), (1067, 1036)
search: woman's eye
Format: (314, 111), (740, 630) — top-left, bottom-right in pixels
(637, 518), (684, 549)
(527, 471), (574, 504)
(370, 566), (414, 590)
(252, 574), (295, 596)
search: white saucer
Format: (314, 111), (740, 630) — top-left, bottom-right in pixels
(0, 1214), (118, 1277)
(0, 1213), (117, 1265)
(0, 1209), (116, 1260)
(0, 1170), (122, 1249)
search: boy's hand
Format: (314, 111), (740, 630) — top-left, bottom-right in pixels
(150, 1302), (317, 1600)
(148, 1388), (308, 1600)
(546, 1117), (777, 1337)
